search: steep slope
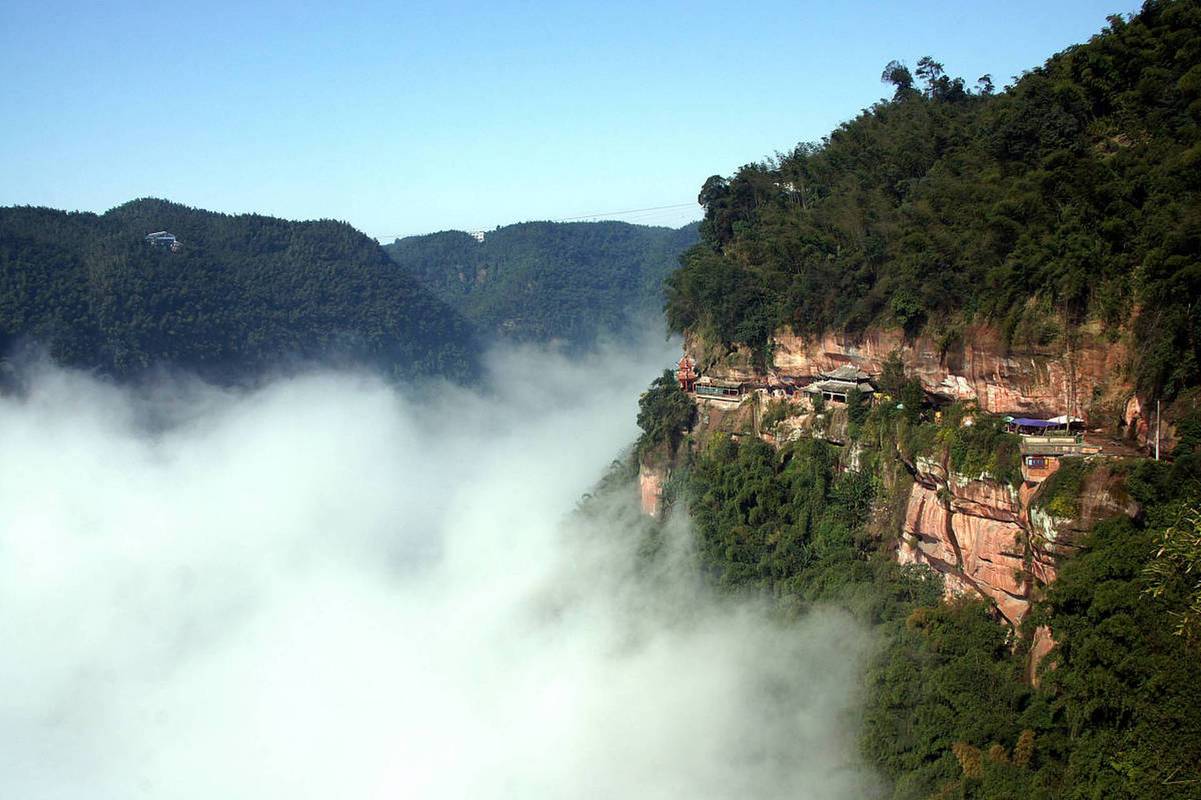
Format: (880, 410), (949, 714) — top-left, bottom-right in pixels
(630, 3), (1201, 798)
(0, 198), (479, 382)
(385, 220), (698, 347)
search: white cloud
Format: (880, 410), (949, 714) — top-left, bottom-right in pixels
(0, 341), (878, 799)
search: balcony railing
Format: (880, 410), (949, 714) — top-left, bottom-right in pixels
(1019, 435), (1094, 456)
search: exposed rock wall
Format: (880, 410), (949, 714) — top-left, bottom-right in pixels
(639, 460), (667, 519)
(660, 326), (1151, 669)
(773, 324), (1133, 424)
(898, 455), (1139, 627)
(688, 323), (1136, 429)
(1027, 464), (1140, 573)
(898, 459), (1030, 625)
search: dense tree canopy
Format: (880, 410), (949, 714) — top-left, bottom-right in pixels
(666, 0), (1201, 398)
(672, 401), (1201, 800)
(0, 198), (479, 382)
(646, 4), (1201, 797)
(635, 369), (696, 458)
(386, 220), (698, 348)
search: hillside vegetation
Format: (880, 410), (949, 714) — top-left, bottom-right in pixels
(635, 2), (1201, 798)
(386, 220), (697, 348)
(0, 198), (478, 382)
(666, 0), (1201, 398)
(634, 366), (1201, 800)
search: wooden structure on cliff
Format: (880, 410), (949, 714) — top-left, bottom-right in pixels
(1015, 420), (1099, 484)
(676, 356), (697, 393)
(695, 376), (746, 401)
(805, 365), (875, 404)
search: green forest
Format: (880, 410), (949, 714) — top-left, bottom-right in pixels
(630, 371), (1201, 799)
(0, 198), (479, 382)
(665, 0), (1201, 398)
(630, 2), (1201, 797)
(386, 220), (697, 348)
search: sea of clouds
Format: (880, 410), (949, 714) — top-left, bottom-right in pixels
(0, 340), (878, 799)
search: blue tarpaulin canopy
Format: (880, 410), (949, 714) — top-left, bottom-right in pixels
(1011, 418), (1060, 428)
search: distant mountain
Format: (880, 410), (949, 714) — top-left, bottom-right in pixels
(0, 198), (479, 383)
(385, 220), (699, 348)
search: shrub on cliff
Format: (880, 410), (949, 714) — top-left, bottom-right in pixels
(685, 434), (881, 593)
(1033, 458), (1090, 518)
(948, 417), (1022, 486)
(862, 597), (1033, 798)
(1031, 515), (1201, 798)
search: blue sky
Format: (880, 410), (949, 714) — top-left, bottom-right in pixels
(1, 0), (1132, 239)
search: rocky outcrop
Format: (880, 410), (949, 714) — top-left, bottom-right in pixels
(668, 326), (1150, 638)
(688, 323), (1136, 431)
(898, 459), (1031, 625)
(1027, 464), (1140, 585)
(693, 394), (758, 438)
(639, 460), (667, 519)
(1028, 625), (1056, 688)
(769, 324), (1131, 425)
(898, 454), (1141, 627)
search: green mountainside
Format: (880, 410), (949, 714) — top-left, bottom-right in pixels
(630, 2), (1201, 798)
(0, 198), (478, 382)
(385, 220), (698, 348)
(666, 0), (1200, 398)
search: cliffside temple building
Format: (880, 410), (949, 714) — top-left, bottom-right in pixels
(805, 365), (875, 404)
(675, 356), (750, 401)
(694, 376), (747, 400)
(1005, 415), (1097, 483)
(676, 356), (697, 393)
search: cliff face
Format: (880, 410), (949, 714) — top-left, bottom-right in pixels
(688, 323), (1139, 433)
(780, 324), (1135, 422)
(897, 455), (1137, 626)
(1027, 464), (1141, 568)
(666, 323), (1150, 633)
(897, 459), (1029, 625)
(639, 461), (667, 519)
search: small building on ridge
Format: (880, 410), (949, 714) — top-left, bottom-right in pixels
(145, 231), (181, 251)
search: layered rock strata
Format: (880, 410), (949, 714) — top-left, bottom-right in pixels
(686, 323), (1149, 438)
(897, 458), (1030, 625)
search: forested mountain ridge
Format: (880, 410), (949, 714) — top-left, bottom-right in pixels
(666, 0), (1201, 400)
(386, 220), (698, 348)
(0, 198), (479, 382)
(627, 2), (1201, 798)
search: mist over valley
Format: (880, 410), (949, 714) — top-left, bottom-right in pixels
(0, 342), (875, 799)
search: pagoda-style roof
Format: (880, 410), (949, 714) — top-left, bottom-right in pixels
(806, 379), (872, 395)
(696, 376), (745, 390)
(821, 364), (872, 382)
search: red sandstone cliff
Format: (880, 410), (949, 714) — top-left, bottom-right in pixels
(897, 454), (1137, 627)
(662, 323), (1150, 648)
(639, 460), (667, 519)
(897, 459), (1030, 625)
(684, 322), (1169, 446)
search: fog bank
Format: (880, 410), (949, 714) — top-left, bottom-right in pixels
(0, 341), (877, 799)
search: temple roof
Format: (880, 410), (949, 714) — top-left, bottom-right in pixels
(696, 376), (744, 389)
(821, 364), (872, 382)
(807, 379), (873, 394)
